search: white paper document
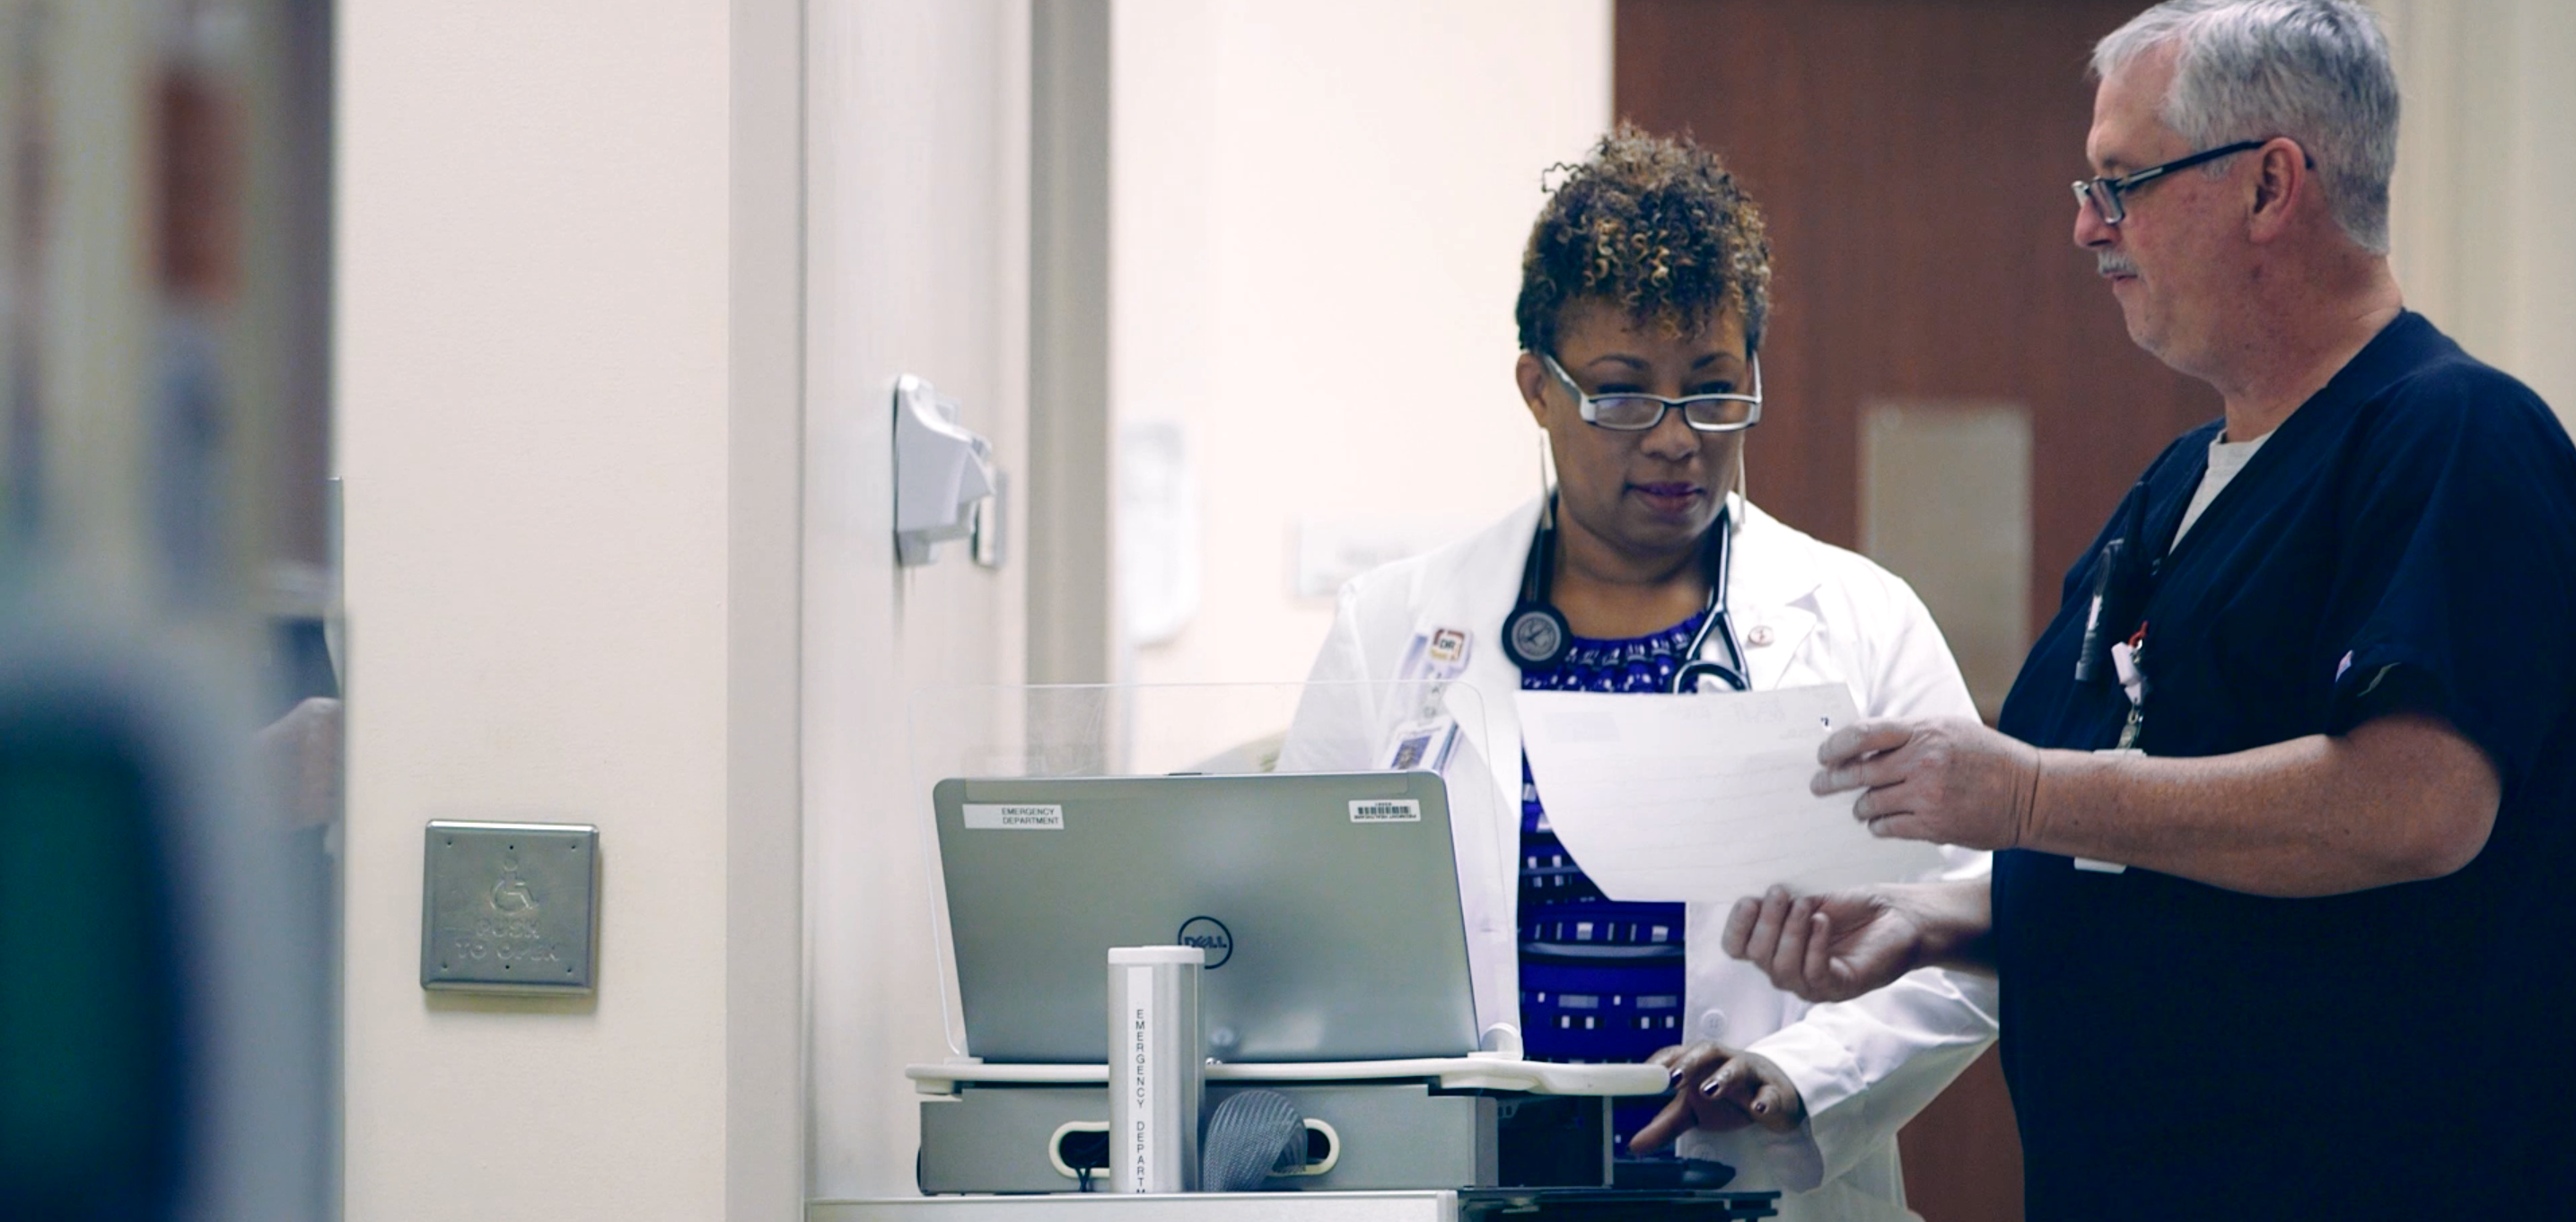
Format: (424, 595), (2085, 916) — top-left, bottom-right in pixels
(1516, 684), (1945, 903)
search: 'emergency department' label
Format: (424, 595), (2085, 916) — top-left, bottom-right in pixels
(963, 804), (1064, 830)
(1348, 799), (1423, 824)
(1126, 965), (1155, 1191)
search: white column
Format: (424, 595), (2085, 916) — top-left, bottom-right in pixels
(337, 1), (802, 1218)
(801, 0), (1036, 1200)
(2379, 0), (2576, 425)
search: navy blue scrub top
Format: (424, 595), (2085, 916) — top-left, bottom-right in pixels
(1991, 313), (2576, 1220)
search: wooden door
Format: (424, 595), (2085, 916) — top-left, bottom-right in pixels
(1615, 3), (2222, 1220)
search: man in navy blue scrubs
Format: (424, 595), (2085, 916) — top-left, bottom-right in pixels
(1719, 2), (2576, 1218)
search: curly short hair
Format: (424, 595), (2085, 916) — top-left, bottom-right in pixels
(1514, 126), (1772, 357)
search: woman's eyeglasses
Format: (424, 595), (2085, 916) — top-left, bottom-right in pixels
(1539, 352), (1762, 432)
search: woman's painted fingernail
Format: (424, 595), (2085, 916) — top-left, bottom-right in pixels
(1751, 1100), (1768, 1114)
(1666, 1066), (1683, 1086)
(1698, 1076), (1723, 1097)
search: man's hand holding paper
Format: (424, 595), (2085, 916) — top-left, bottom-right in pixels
(1515, 683), (1949, 905)
(1810, 716), (2043, 851)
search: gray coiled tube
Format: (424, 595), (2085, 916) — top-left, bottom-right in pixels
(1199, 1089), (1306, 1191)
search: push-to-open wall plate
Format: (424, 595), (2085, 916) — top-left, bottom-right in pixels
(420, 820), (599, 994)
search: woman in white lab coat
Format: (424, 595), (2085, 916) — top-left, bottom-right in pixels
(1279, 128), (1996, 1222)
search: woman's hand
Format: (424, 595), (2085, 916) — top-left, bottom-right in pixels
(1721, 884), (1929, 1003)
(1631, 1042), (1806, 1152)
(1722, 879), (1997, 1002)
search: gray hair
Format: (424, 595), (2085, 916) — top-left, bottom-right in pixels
(2093, 0), (2398, 253)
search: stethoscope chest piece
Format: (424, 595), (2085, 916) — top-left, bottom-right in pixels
(1504, 603), (1573, 672)
(1501, 493), (1749, 692)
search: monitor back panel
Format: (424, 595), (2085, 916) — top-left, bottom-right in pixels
(933, 772), (1477, 1064)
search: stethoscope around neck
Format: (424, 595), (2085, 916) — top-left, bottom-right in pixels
(1502, 493), (1752, 694)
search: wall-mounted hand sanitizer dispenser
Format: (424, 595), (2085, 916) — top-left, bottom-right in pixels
(893, 374), (1000, 567)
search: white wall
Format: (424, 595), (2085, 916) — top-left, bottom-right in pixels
(802, 0), (1034, 1200)
(344, 0), (1045, 1209)
(1111, 0), (1612, 728)
(2379, 0), (2576, 428)
(337, 2), (802, 1218)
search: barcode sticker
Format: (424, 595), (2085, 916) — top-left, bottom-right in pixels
(1348, 799), (1422, 824)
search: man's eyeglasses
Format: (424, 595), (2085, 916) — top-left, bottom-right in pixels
(2072, 139), (2268, 226)
(1539, 352), (1762, 432)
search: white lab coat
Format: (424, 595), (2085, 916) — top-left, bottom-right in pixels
(1281, 495), (2000, 1222)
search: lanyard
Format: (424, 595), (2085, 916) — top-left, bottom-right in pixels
(2076, 482), (2170, 746)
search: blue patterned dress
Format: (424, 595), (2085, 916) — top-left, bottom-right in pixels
(1519, 610), (1706, 1154)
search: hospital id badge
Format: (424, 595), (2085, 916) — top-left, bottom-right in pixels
(1385, 717), (1460, 772)
(1381, 627), (1470, 771)
(2073, 746), (2144, 874)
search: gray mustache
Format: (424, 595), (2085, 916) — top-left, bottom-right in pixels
(2097, 253), (2138, 277)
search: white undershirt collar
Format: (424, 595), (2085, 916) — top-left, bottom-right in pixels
(2172, 428), (2273, 549)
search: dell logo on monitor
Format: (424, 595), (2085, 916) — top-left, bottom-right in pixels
(1177, 915), (1233, 969)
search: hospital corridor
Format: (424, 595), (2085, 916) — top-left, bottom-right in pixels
(5, 3), (2575, 1220)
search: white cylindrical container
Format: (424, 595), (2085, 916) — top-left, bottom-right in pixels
(1107, 945), (1205, 1193)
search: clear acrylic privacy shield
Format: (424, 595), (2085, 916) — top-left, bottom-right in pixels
(906, 681), (1507, 1063)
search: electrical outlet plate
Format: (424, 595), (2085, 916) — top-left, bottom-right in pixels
(421, 820), (598, 993)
